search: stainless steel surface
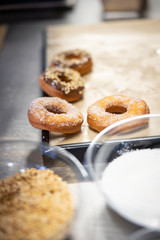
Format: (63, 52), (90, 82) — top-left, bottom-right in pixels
(0, 0), (160, 239)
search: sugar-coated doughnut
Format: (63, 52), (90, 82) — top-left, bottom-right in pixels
(28, 97), (84, 133)
(87, 95), (150, 132)
(50, 49), (93, 75)
(39, 67), (84, 102)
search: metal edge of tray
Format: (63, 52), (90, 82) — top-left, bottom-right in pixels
(41, 30), (90, 164)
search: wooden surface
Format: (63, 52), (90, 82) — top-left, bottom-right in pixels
(46, 19), (160, 146)
(101, 0), (145, 11)
(0, 25), (8, 52)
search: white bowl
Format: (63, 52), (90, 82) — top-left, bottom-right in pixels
(85, 114), (160, 230)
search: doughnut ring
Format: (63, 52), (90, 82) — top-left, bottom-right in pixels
(50, 49), (93, 75)
(28, 97), (84, 133)
(39, 67), (84, 102)
(87, 95), (150, 132)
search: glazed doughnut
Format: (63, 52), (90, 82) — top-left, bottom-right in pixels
(50, 49), (93, 75)
(87, 95), (150, 132)
(39, 67), (84, 102)
(28, 97), (84, 133)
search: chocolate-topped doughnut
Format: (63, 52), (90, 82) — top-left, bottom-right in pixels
(39, 67), (84, 102)
(50, 49), (93, 75)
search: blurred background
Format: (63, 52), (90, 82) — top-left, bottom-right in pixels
(0, 0), (160, 22)
(0, 0), (160, 23)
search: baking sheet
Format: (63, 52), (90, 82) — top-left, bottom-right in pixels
(45, 19), (160, 146)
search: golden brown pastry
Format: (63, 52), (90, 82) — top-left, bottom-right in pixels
(87, 95), (150, 132)
(28, 97), (84, 133)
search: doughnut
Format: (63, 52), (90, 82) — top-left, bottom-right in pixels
(28, 97), (84, 133)
(87, 95), (150, 132)
(50, 49), (93, 75)
(39, 67), (84, 102)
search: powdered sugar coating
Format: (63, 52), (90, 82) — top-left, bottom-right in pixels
(28, 97), (83, 133)
(87, 95), (150, 132)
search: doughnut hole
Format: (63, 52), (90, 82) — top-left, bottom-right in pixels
(45, 105), (66, 114)
(57, 72), (71, 83)
(105, 105), (127, 115)
(65, 53), (81, 60)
